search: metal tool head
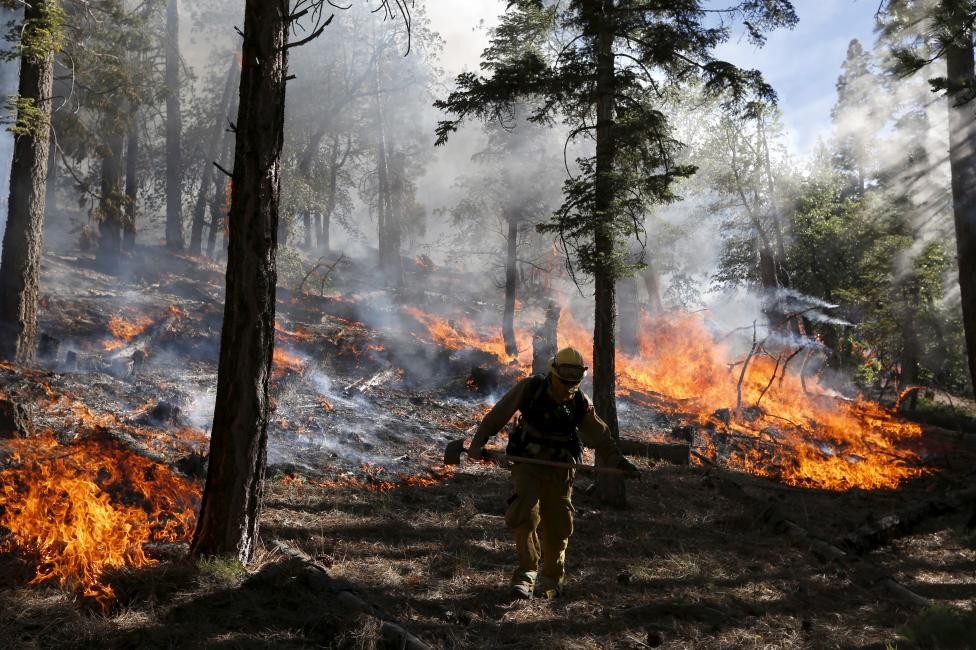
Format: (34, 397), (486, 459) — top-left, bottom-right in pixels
(443, 438), (465, 466)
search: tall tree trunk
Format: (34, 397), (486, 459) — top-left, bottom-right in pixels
(503, 214), (518, 357)
(376, 136), (389, 271)
(641, 259), (664, 315)
(319, 134), (345, 254)
(45, 132), (57, 214)
(617, 275), (639, 356)
(164, 0), (184, 251)
(207, 104), (237, 259)
(96, 132), (125, 271)
(899, 290), (921, 411)
(945, 18), (976, 399)
(302, 210), (312, 249)
(591, 4), (625, 507)
(191, 0), (288, 562)
(190, 54), (238, 255)
(385, 149), (404, 287)
(123, 115), (138, 252)
(0, 0), (57, 363)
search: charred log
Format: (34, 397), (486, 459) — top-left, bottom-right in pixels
(0, 398), (34, 438)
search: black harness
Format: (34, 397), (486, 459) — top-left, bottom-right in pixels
(506, 375), (586, 463)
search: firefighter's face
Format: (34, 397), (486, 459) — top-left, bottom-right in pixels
(550, 373), (580, 401)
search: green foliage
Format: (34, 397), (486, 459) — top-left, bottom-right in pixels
(5, 94), (49, 137)
(195, 555), (247, 585)
(3, 0), (65, 63)
(896, 604), (976, 649)
(436, 0), (796, 286)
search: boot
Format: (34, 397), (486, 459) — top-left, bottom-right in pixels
(510, 569), (536, 600)
(536, 574), (565, 599)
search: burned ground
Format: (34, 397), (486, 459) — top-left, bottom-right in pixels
(0, 247), (975, 649)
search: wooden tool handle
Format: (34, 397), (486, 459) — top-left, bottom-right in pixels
(483, 450), (629, 475)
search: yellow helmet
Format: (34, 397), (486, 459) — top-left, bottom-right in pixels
(549, 346), (587, 384)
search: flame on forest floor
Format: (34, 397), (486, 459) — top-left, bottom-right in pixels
(275, 321), (315, 344)
(272, 346), (306, 379)
(102, 306), (184, 352)
(404, 302), (927, 491)
(103, 313), (155, 351)
(0, 432), (201, 609)
(555, 310), (926, 491)
(403, 306), (531, 364)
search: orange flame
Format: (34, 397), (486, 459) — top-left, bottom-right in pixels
(403, 306), (531, 363)
(558, 311), (926, 491)
(0, 433), (201, 609)
(272, 346), (306, 379)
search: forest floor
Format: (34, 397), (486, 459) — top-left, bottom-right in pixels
(1, 246), (975, 649)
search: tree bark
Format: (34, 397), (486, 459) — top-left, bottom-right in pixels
(96, 132), (125, 271)
(191, 0), (289, 562)
(591, 3), (625, 507)
(164, 0), (184, 251)
(503, 213), (518, 357)
(641, 258), (664, 315)
(319, 134), (347, 254)
(617, 274), (639, 356)
(945, 20), (976, 399)
(123, 113), (138, 252)
(190, 54), (238, 256)
(0, 0), (57, 364)
(207, 105), (237, 259)
(532, 302), (560, 375)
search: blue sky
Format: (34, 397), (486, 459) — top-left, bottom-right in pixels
(427, 0), (883, 159)
(713, 0), (881, 157)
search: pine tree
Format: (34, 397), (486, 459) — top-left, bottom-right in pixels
(0, 0), (62, 363)
(435, 0), (797, 505)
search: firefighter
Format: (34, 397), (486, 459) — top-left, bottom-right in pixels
(468, 346), (640, 599)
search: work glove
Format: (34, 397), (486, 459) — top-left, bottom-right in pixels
(467, 443), (484, 461)
(616, 457), (640, 480)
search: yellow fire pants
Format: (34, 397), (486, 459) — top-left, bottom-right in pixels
(504, 463), (575, 587)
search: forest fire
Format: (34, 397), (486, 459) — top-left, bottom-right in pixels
(272, 346), (306, 379)
(103, 313), (155, 351)
(556, 311), (927, 491)
(403, 306), (531, 363)
(0, 432), (201, 609)
(401, 304), (927, 491)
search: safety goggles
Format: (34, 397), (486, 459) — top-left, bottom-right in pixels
(553, 363), (587, 384)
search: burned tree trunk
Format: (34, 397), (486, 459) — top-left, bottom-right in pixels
(0, 0), (58, 363)
(532, 302), (560, 375)
(190, 54), (238, 256)
(502, 213), (518, 357)
(96, 132), (125, 271)
(318, 134), (349, 254)
(591, 12), (625, 507)
(123, 116), (138, 252)
(641, 259), (664, 316)
(945, 20), (976, 400)
(617, 275), (639, 356)
(164, 0), (184, 251)
(207, 110), (236, 259)
(191, 0), (289, 563)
